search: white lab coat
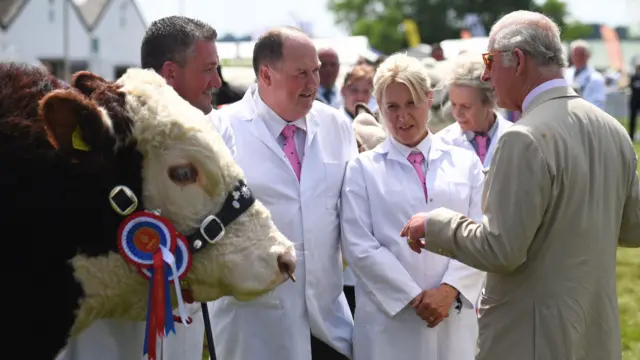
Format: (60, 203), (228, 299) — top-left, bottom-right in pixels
(436, 112), (512, 168)
(563, 66), (606, 109)
(341, 136), (485, 360)
(56, 110), (236, 360)
(210, 85), (356, 360)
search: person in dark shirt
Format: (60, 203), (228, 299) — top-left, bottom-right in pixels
(629, 64), (640, 140)
(213, 65), (244, 107)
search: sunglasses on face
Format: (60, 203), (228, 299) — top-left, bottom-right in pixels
(482, 51), (501, 71)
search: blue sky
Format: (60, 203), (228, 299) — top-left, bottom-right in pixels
(135, 0), (636, 38)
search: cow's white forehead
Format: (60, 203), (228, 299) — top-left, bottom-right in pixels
(115, 68), (217, 152)
(113, 68), (243, 233)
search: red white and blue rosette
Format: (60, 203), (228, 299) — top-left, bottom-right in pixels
(117, 211), (176, 268)
(116, 211), (190, 360)
(138, 234), (192, 281)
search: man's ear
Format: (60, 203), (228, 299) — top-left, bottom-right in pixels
(72, 71), (109, 98)
(160, 61), (177, 86)
(38, 89), (113, 153)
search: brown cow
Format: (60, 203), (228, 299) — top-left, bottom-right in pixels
(0, 63), (296, 359)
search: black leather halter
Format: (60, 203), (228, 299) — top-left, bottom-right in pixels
(184, 180), (256, 253)
(108, 179), (256, 253)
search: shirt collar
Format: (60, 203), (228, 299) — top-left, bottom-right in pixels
(464, 111), (500, 141)
(390, 132), (432, 160)
(254, 88), (307, 139)
(522, 78), (568, 112)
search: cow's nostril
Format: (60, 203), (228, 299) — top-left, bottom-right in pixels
(277, 253), (297, 282)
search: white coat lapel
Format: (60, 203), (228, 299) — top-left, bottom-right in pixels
(425, 139), (445, 203)
(242, 88), (296, 173)
(375, 138), (408, 165)
(450, 123), (470, 150)
(484, 113), (512, 167)
(304, 110), (319, 152)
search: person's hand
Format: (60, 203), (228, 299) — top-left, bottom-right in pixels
(411, 284), (459, 328)
(400, 212), (428, 254)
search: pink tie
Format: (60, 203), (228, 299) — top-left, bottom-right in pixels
(407, 152), (427, 201)
(474, 134), (488, 164)
(281, 124), (301, 181)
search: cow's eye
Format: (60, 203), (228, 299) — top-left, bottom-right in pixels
(168, 163), (198, 184)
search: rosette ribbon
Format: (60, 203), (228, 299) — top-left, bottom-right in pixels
(117, 211), (192, 360)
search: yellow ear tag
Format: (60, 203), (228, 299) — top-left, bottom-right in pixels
(72, 126), (91, 151)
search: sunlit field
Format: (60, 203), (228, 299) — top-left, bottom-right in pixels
(619, 141), (640, 359)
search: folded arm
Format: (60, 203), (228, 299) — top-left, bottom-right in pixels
(340, 159), (422, 317)
(424, 130), (551, 273)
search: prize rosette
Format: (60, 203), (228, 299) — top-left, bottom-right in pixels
(138, 234), (193, 281)
(117, 211), (176, 268)
(116, 211), (190, 360)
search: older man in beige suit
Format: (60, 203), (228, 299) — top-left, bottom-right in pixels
(401, 10), (640, 360)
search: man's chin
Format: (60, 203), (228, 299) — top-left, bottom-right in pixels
(197, 101), (213, 114)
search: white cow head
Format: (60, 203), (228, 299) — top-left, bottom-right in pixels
(37, 68), (297, 336)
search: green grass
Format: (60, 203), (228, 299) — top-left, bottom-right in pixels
(619, 142), (640, 360)
(202, 140), (640, 360)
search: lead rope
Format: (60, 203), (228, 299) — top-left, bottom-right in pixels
(201, 302), (217, 360)
(174, 284), (216, 359)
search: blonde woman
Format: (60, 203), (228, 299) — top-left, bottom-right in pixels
(340, 53), (485, 360)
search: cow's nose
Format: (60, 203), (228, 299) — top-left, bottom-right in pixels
(277, 253), (297, 282)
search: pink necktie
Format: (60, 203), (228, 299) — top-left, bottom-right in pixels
(407, 152), (427, 201)
(281, 124), (301, 181)
(474, 134), (488, 164)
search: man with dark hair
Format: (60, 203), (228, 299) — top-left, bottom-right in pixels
(211, 27), (355, 360)
(56, 15), (234, 360)
(140, 15), (235, 155)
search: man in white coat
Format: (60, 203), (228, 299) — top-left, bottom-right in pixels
(563, 39), (606, 109)
(56, 16), (235, 360)
(211, 27), (356, 360)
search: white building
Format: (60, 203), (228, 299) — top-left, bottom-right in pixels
(1, 0), (147, 81)
(78, 0), (147, 80)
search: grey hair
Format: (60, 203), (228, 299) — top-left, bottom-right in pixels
(489, 11), (567, 73)
(446, 55), (495, 105)
(569, 39), (591, 56)
(141, 16), (218, 73)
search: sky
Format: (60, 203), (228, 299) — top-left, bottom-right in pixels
(134, 0), (637, 39)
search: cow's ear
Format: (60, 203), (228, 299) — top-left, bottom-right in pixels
(38, 89), (114, 154)
(72, 71), (109, 98)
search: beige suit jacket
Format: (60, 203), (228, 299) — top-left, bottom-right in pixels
(424, 85), (640, 360)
